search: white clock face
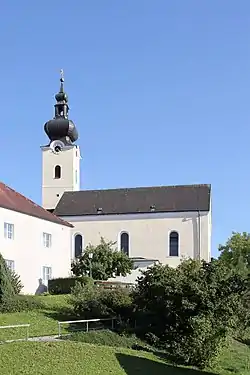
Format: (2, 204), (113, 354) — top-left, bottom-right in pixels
(50, 140), (64, 154)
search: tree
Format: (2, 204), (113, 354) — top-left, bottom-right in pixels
(218, 232), (250, 277)
(134, 259), (247, 368)
(71, 237), (133, 280)
(0, 254), (15, 302)
(8, 269), (23, 294)
(219, 232), (250, 332)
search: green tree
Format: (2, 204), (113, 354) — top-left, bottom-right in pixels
(8, 269), (23, 294)
(134, 259), (247, 368)
(218, 232), (250, 277)
(0, 254), (15, 302)
(71, 237), (133, 280)
(219, 232), (250, 333)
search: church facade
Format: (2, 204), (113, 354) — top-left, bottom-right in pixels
(42, 73), (212, 280)
(0, 73), (212, 294)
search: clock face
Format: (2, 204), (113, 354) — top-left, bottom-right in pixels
(50, 140), (64, 154)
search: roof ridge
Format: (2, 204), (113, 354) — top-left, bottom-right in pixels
(65, 184), (211, 194)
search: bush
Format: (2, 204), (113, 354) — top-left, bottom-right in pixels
(0, 254), (15, 302)
(48, 276), (92, 295)
(68, 329), (147, 349)
(134, 259), (247, 369)
(9, 269), (23, 294)
(0, 295), (44, 313)
(71, 282), (134, 321)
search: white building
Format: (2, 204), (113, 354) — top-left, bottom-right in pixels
(0, 73), (212, 293)
(0, 182), (73, 294)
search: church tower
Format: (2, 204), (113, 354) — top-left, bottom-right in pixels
(41, 71), (81, 210)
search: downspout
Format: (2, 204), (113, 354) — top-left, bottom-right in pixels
(197, 189), (201, 261)
(197, 209), (201, 261)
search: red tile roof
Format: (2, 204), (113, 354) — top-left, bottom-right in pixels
(0, 182), (73, 227)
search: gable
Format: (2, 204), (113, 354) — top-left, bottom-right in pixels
(0, 182), (73, 227)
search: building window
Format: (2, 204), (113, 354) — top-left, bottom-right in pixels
(54, 165), (61, 179)
(43, 232), (52, 248)
(169, 231), (179, 257)
(4, 223), (14, 240)
(74, 234), (83, 258)
(42, 266), (52, 285)
(120, 232), (129, 256)
(75, 170), (78, 185)
(5, 259), (15, 271)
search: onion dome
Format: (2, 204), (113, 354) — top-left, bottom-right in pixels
(44, 70), (78, 146)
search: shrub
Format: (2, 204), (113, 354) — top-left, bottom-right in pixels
(68, 329), (147, 350)
(48, 276), (92, 295)
(9, 269), (23, 294)
(134, 259), (247, 369)
(0, 254), (15, 302)
(0, 295), (44, 313)
(71, 282), (134, 321)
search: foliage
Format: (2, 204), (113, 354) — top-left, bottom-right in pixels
(8, 269), (23, 294)
(71, 237), (133, 280)
(48, 276), (92, 295)
(71, 282), (134, 321)
(68, 329), (147, 350)
(0, 295), (44, 313)
(218, 232), (250, 331)
(0, 254), (15, 303)
(218, 232), (250, 277)
(133, 259), (247, 369)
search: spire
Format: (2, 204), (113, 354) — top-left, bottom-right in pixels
(44, 70), (78, 146)
(54, 69), (69, 118)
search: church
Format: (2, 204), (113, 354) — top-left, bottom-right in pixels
(0, 73), (212, 294)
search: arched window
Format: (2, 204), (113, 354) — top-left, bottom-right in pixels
(120, 232), (129, 256)
(54, 165), (61, 179)
(169, 231), (179, 257)
(74, 234), (83, 258)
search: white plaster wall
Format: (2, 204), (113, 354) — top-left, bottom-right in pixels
(64, 211), (211, 272)
(0, 207), (72, 294)
(41, 145), (81, 209)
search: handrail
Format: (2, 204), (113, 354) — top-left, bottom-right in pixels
(0, 324), (30, 341)
(58, 317), (115, 337)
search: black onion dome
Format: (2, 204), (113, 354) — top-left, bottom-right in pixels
(44, 70), (78, 145)
(44, 118), (78, 143)
(55, 91), (68, 103)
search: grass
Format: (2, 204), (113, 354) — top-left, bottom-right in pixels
(0, 295), (250, 374)
(0, 294), (73, 340)
(0, 341), (213, 375)
(68, 329), (148, 349)
(0, 339), (249, 375)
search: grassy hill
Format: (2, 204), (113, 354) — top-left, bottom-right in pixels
(0, 295), (249, 374)
(0, 339), (249, 375)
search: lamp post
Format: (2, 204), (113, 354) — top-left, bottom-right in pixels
(89, 252), (93, 278)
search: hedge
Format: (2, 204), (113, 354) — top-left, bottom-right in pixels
(48, 276), (91, 295)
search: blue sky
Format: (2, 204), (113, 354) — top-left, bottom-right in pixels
(0, 1), (249, 257)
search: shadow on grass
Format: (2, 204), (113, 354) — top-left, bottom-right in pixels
(116, 353), (216, 375)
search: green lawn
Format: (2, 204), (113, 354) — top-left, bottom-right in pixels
(0, 295), (249, 374)
(0, 341), (211, 375)
(0, 339), (249, 375)
(0, 295), (73, 340)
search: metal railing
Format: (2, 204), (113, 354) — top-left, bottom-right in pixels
(0, 324), (30, 342)
(58, 317), (116, 338)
